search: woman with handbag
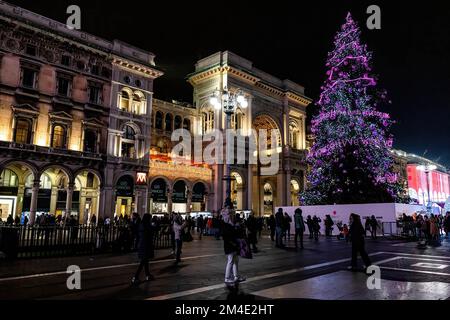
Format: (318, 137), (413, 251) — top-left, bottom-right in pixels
(221, 206), (246, 284)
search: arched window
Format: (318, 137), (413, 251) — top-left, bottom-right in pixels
(155, 111), (163, 130)
(86, 172), (94, 188)
(14, 118), (32, 144)
(132, 92), (145, 114)
(202, 110), (214, 134)
(83, 129), (97, 153)
(51, 125), (66, 149)
(0, 169), (18, 187)
(165, 113), (173, 132)
(231, 111), (243, 130)
(122, 125), (136, 158)
(119, 90), (130, 111)
(183, 118), (190, 131)
(174, 115), (182, 130)
(289, 122), (299, 149)
(124, 125), (135, 140)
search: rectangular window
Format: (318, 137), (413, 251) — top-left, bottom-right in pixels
(21, 68), (37, 88)
(91, 65), (99, 76)
(61, 55), (71, 66)
(25, 45), (37, 56)
(57, 76), (71, 97)
(88, 85), (101, 104)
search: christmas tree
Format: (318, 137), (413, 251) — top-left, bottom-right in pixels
(301, 12), (405, 205)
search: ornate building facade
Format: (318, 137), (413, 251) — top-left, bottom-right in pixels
(0, 2), (162, 224)
(187, 51), (312, 215)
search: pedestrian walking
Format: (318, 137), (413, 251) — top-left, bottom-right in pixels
(221, 206), (245, 284)
(306, 215), (313, 239)
(173, 213), (187, 264)
(312, 215), (321, 241)
(324, 215), (334, 237)
(369, 215), (378, 239)
(275, 208), (285, 247)
(294, 208), (305, 249)
(444, 212), (450, 238)
(131, 213), (154, 284)
(284, 212), (292, 241)
(349, 213), (372, 271)
(245, 212), (258, 253)
(268, 214), (276, 241)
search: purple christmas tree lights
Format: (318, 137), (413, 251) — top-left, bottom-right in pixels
(301, 12), (407, 205)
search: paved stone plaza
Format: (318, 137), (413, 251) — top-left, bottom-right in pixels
(1, 233), (450, 300)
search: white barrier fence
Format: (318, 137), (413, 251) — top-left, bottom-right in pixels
(275, 203), (426, 236)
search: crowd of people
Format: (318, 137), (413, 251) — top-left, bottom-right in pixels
(3, 207), (450, 285)
(399, 212), (450, 243)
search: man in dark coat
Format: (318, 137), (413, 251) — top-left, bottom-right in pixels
(294, 208), (305, 249)
(306, 215), (314, 239)
(268, 215), (276, 241)
(245, 213), (258, 253)
(349, 213), (372, 271)
(369, 215), (378, 239)
(275, 208), (285, 247)
(132, 213), (154, 284)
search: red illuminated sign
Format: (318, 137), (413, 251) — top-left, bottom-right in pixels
(136, 172), (147, 185)
(407, 164), (450, 204)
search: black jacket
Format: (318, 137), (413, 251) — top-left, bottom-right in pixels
(349, 220), (365, 243)
(222, 221), (239, 255)
(137, 223), (154, 259)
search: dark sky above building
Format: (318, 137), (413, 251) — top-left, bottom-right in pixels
(5, 0), (450, 167)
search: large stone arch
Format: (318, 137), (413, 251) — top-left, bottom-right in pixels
(73, 168), (103, 187)
(191, 179), (211, 194)
(252, 113), (283, 148)
(150, 176), (171, 191)
(0, 160), (39, 181)
(38, 164), (74, 184)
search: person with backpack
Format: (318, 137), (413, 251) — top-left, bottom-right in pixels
(131, 213), (154, 284)
(294, 208), (305, 249)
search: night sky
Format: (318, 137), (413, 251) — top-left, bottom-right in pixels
(5, 0), (450, 167)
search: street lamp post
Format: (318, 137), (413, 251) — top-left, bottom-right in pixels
(210, 87), (248, 208)
(417, 164), (437, 213)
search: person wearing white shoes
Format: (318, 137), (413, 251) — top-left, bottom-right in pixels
(221, 205), (246, 284)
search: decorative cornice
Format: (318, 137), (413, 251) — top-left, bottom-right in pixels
(188, 65), (312, 107)
(286, 92), (313, 107)
(112, 56), (163, 79)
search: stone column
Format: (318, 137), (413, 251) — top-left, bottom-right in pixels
(134, 190), (140, 213)
(65, 182), (75, 218)
(50, 186), (58, 215)
(247, 165), (253, 211)
(29, 179), (40, 225)
(286, 169), (292, 206)
(16, 185), (25, 217)
(167, 190), (173, 214)
(187, 193), (192, 214)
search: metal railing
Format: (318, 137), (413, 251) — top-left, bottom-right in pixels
(0, 224), (172, 259)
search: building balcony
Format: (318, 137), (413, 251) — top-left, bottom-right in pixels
(0, 141), (104, 163)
